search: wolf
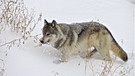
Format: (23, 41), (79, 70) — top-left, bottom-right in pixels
(40, 19), (128, 63)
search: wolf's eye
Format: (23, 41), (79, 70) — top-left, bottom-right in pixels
(46, 33), (50, 36)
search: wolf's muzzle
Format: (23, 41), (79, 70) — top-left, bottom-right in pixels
(40, 40), (44, 44)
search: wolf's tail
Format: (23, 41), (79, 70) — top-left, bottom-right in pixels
(111, 40), (128, 62)
(105, 27), (128, 62)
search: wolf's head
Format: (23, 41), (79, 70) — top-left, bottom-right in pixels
(40, 19), (62, 46)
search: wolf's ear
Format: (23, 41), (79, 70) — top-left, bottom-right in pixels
(44, 19), (48, 25)
(51, 20), (57, 27)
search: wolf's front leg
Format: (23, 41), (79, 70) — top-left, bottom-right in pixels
(53, 50), (70, 64)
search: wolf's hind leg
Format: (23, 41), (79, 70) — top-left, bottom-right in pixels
(96, 30), (112, 61)
(96, 47), (111, 61)
(79, 47), (97, 59)
(100, 50), (111, 61)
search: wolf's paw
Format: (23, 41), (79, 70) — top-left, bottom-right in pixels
(53, 60), (62, 64)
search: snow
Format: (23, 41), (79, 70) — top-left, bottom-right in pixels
(0, 0), (135, 76)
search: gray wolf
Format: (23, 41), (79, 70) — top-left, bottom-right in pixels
(40, 19), (128, 63)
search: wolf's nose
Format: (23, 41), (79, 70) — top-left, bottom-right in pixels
(40, 40), (44, 43)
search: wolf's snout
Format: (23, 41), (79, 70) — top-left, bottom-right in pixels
(40, 40), (44, 44)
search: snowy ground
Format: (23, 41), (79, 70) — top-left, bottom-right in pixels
(0, 0), (135, 76)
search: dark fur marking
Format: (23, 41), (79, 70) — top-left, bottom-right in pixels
(54, 39), (63, 48)
(86, 48), (97, 58)
(43, 23), (51, 35)
(68, 26), (74, 46)
(78, 29), (85, 37)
